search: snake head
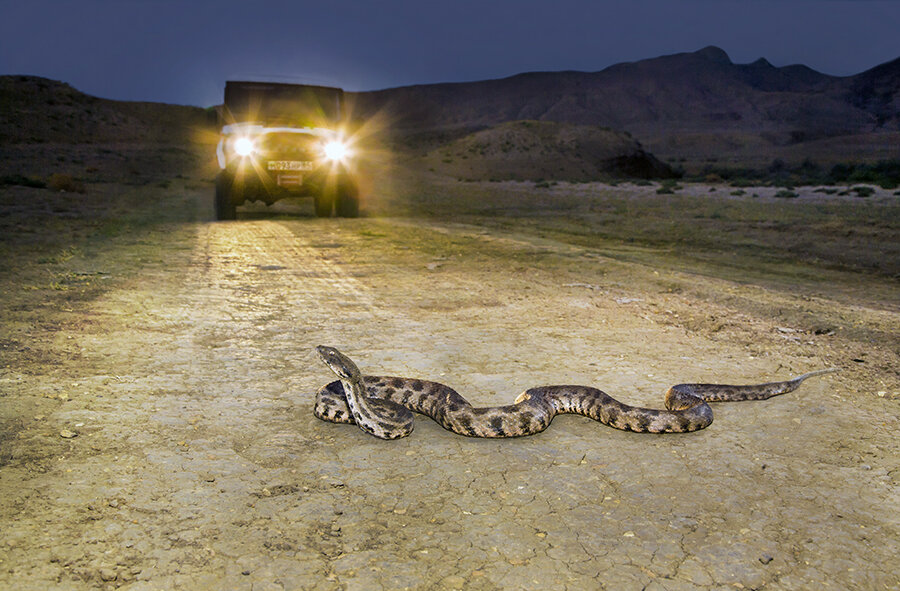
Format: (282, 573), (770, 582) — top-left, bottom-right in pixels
(316, 345), (363, 382)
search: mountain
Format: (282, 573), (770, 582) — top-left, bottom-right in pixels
(352, 47), (900, 168)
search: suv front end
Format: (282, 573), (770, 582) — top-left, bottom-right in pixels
(215, 123), (359, 219)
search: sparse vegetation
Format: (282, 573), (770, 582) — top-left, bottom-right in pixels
(775, 189), (799, 199)
(698, 159), (900, 189)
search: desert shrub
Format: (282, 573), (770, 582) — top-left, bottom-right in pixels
(0, 174), (46, 188)
(851, 185), (876, 197)
(768, 159), (787, 174)
(657, 179), (682, 194)
(730, 189), (746, 196)
(829, 163), (854, 183)
(774, 189), (798, 199)
(48, 173), (86, 193)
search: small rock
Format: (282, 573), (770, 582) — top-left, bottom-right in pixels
(759, 554), (774, 565)
(440, 575), (466, 589)
(241, 570), (251, 576)
(99, 568), (117, 581)
(59, 429), (78, 439)
(615, 297), (643, 304)
(622, 531), (635, 537)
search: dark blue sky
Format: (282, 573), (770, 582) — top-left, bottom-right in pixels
(1, 0), (898, 107)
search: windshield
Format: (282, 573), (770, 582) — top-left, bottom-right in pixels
(224, 82), (343, 127)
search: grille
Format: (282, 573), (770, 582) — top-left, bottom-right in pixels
(259, 133), (318, 159)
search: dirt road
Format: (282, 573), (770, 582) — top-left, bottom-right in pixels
(1, 180), (898, 590)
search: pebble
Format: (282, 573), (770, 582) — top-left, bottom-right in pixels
(759, 554), (774, 565)
(615, 297), (643, 304)
(440, 575), (465, 589)
(99, 568), (117, 581)
(59, 429), (78, 439)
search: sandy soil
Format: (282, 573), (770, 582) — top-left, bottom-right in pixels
(1, 170), (898, 590)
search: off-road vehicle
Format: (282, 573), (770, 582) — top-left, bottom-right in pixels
(214, 81), (360, 220)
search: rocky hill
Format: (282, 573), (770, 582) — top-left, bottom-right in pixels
(418, 120), (675, 181)
(0, 75), (214, 144)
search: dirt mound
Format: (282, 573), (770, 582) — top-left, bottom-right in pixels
(418, 120), (676, 181)
(0, 75), (214, 144)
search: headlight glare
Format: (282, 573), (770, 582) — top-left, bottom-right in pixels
(234, 137), (256, 157)
(323, 140), (350, 161)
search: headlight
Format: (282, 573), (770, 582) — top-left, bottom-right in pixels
(323, 140), (351, 162)
(233, 137), (256, 157)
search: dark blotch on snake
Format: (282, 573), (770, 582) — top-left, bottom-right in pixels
(489, 416), (506, 437)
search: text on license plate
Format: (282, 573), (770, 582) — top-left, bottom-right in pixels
(268, 160), (314, 171)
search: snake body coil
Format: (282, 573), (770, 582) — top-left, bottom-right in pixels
(315, 346), (836, 440)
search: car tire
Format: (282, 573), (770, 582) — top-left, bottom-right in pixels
(314, 192), (334, 217)
(214, 172), (237, 221)
(336, 177), (360, 218)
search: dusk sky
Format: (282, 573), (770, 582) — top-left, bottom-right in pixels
(1, 0), (898, 107)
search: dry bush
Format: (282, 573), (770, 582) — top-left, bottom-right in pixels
(48, 173), (86, 193)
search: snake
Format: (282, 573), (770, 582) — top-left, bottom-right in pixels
(314, 345), (838, 440)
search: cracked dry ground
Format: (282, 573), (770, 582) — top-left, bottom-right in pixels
(2, 189), (899, 590)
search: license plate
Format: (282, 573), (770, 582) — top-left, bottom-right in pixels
(268, 160), (314, 171)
